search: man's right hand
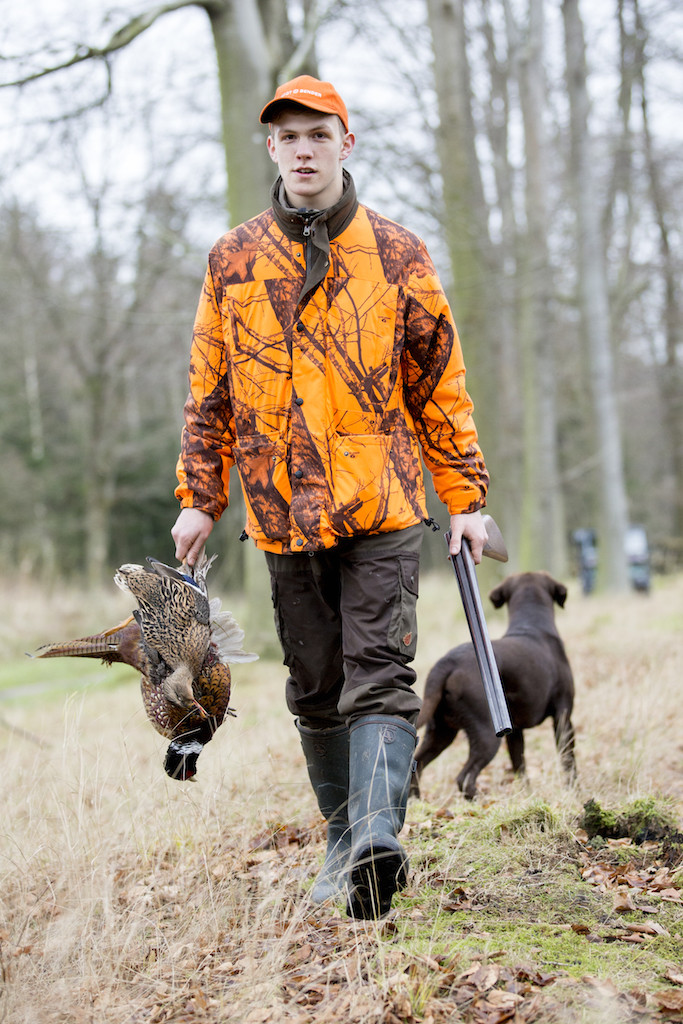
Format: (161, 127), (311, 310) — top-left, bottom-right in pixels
(171, 507), (215, 566)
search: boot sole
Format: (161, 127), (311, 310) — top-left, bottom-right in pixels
(347, 841), (408, 920)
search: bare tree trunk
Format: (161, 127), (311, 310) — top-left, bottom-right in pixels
(23, 323), (59, 578)
(634, 0), (683, 539)
(424, 0), (503, 517)
(509, 0), (566, 575)
(204, 0), (320, 223)
(84, 464), (115, 587)
(602, 0), (638, 297)
(479, 0), (524, 563)
(208, 2), (283, 223)
(562, 0), (629, 590)
(8, 210), (58, 579)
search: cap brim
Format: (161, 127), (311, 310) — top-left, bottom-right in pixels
(259, 99), (288, 124)
(259, 99), (346, 131)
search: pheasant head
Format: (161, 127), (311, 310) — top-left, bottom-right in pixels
(162, 663), (208, 717)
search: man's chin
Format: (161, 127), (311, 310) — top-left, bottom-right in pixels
(287, 182), (319, 205)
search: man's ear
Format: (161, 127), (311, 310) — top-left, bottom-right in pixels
(340, 132), (355, 161)
(266, 134), (279, 164)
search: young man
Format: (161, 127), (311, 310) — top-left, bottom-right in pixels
(172, 76), (489, 919)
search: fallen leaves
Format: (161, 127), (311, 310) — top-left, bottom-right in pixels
(434, 960), (561, 1024)
(654, 988), (683, 1014)
(370, 955), (564, 1024)
(623, 922), (669, 937)
(577, 832), (682, 937)
(440, 886), (489, 913)
(3, 801), (682, 1024)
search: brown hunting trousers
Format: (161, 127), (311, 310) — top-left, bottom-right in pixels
(265, 526), (423, 728)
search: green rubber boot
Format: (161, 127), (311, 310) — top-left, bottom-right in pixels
(297, 721), (351, 903)
(346, 715), (417, 920)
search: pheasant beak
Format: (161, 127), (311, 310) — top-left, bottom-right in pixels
(192, 698), (209, 719)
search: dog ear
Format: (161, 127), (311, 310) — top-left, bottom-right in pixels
(489, 580), (509, 608)
(553, 581), (568, 607)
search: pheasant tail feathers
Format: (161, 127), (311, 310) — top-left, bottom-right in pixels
(33, 617), (137, 663)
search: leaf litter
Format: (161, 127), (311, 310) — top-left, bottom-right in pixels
(6, 804), (682, 1024)
(4, 574), (683, 1024)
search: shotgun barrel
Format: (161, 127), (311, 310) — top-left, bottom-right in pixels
(446, 530), (512, 737)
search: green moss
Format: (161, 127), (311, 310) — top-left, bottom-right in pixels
(616, 796), (680, 840)
(492, 799), (561, 838)
(394, 794), (683, 1005)
(580, 798), (618, 837)
(579, 795), (680, 842)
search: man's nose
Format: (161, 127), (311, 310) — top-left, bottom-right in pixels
(295, 138), (314, 158)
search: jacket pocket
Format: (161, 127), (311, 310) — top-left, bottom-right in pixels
(233, 436), (292, 541)
(328, 432), (392, 533)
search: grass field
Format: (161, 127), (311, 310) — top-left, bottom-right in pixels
(1, 566), (682, 1023)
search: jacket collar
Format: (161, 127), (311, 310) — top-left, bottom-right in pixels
(270, 169), (358, 244)
(271, 170), (359, 304)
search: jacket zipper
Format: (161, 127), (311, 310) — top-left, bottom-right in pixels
(301, 214), (314, 275)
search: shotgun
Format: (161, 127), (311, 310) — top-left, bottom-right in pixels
(445, 515), (512, 737)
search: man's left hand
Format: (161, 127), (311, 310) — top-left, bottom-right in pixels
(448, 510), (488, 564)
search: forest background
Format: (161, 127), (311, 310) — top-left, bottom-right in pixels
(1, 0), (681, 597)
(2, 7), (683, 1020)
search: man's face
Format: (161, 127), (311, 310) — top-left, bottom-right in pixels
(267, 110), (355, 210)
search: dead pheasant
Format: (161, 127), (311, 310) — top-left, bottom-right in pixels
(114, 555), (214, 716)
(34, 554), (257, 780)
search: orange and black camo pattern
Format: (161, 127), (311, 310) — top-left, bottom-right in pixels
(176, 203), (488, 554)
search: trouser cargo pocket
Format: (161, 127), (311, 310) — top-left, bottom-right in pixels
(388, 554), (419, 660)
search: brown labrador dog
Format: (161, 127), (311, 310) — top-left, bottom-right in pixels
(413, 572), (576, 800)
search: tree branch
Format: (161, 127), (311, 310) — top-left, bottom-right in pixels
(278, 0), (339, 82)
(1, 0), (203, 88)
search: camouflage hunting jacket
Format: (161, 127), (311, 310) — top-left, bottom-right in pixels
(175, 172), (488, 553)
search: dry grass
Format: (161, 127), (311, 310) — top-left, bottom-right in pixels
(1, 568), (682, 1023)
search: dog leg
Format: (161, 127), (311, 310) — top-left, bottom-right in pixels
(554, 708), (577, 784)
(457, 728), (500, 800)
(505, 728), (526, 776)
(412, 722), (459, 798)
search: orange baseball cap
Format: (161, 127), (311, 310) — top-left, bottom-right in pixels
(260, 75), (349, 132)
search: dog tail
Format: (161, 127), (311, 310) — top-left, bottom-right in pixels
(417, 658), (452, 728)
